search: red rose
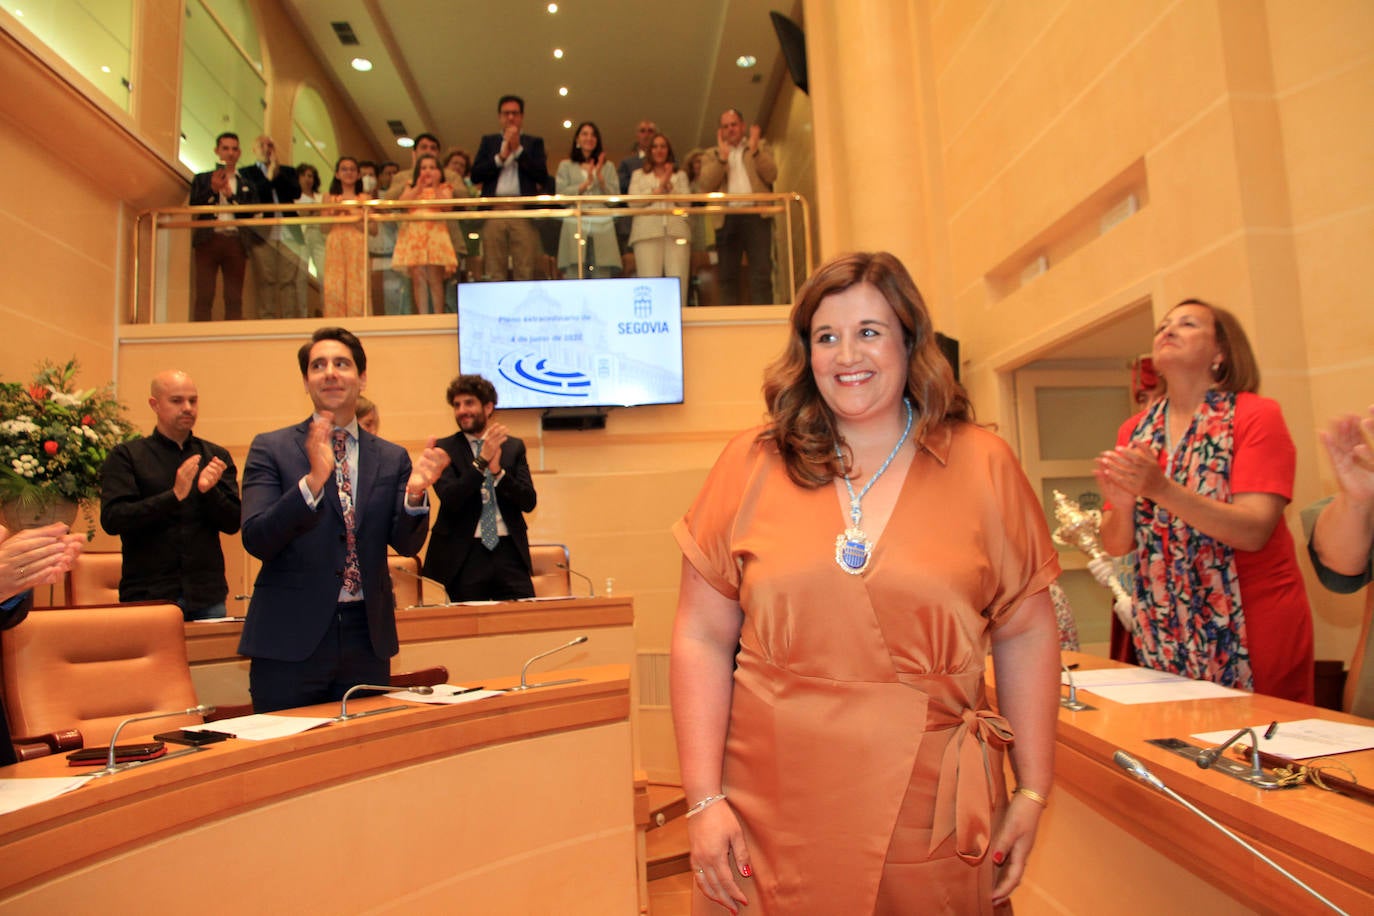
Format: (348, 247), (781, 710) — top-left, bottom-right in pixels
(82, 414), (94, 425)
(43, 440), (59, 455)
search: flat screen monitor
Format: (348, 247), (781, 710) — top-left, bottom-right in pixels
(457, 277), (684, 410)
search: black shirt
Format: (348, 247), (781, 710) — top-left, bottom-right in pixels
(100, 430), (241, 610)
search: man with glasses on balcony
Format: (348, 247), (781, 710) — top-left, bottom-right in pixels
(471, 95), (550, 281)
(697, 108), (778, 305)
(188, 132), (257, 321)
(242, 134), (303, 319)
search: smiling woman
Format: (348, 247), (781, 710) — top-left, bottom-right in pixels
(669, 251), (1062, 913)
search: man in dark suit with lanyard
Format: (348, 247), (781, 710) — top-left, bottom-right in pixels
(237, 327), (450, 712)
(423, 375), (538, 602)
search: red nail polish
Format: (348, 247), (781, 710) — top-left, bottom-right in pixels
(992, 851), (1005, 865)
(741, 864), (753, 877)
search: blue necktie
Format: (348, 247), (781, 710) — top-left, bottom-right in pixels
(476, 439), (500, 550)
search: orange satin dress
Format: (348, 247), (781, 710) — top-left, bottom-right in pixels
(673, 422), (1060, 915)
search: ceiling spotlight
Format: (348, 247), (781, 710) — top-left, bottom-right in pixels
(397, 137), (415, 148)
(100, 65), (111, 73)
(562, 120), (573, 129)
(351, 58), (373, 72)
(553, 48), (564, 59)
(558, 86), (568, 97)
(736, 55), (757, 68)
(547, 3), (558, 12)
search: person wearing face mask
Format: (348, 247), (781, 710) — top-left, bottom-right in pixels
(1096, 298), (1315, 703)
(423, 375), (538, 603)
(555, 121), (621, 278)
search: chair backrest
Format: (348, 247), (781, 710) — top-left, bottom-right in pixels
(65, 551), (123, 606)
(1, 604), (202, 747)
(529, 543), (572, 598)
(387, 553), (423, 607)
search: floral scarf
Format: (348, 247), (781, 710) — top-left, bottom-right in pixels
(1127, 390), (1253, 689)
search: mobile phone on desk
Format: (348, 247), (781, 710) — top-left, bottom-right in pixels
(154, 729), (232, 746)
(66, 742), (166, 766)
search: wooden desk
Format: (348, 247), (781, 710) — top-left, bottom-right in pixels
(1003, 653), (1374, 915)
(186, 595), (634, 708)
(0, 666), (637, 914)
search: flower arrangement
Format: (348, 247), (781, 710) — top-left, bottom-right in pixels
(0, 359), (139, 532)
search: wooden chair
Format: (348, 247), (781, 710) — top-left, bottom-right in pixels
(529, 543), (573, 598)
(64, 550), (123, 606)
(387, 552), (423, 607)
(2, 604), (204, 752)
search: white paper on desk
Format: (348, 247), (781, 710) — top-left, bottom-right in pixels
(1088, 680), (1246, 704)
(183, 714), (333, 741)
(389, 685), (504, 704)
(0, 775), (92, 816)
(1062, 667), (1192, 688)
(1191, 718), (1374, 760)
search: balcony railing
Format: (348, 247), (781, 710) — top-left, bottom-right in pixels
(132, 191), (813, 324)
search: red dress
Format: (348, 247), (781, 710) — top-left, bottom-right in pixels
(1110, 392), (1315, 703)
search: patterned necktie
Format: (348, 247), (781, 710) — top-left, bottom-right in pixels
(475, 439), (500, 550)
(333, 429), (361, 594)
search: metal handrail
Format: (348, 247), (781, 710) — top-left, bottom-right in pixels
(133, 191), (812, 323)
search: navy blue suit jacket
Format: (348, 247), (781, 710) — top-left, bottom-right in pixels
(238, 420), (428, 662)
(471, 134), (550, 198)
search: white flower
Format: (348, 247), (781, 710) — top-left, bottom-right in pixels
(49, 391), (83, 408)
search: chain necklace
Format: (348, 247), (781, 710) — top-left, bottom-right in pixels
(834, 398), (914, 575)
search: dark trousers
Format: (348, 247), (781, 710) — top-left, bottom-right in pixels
(716, 213), (773, 305)
(193, 233), (247, 321)
(248, 603), (389, 713)
(445, 537), (536, 602)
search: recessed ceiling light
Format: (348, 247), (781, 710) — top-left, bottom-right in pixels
(553, 48), (563, 59)
(562, 120), (573, 129)
(736, 55), (757, 68)
(351, 58), (373, 72)
(547, 3), (558, 13)
(558, 86), (568, 97)
(100, 65), (111, 73)
(397, 137), (415, 148)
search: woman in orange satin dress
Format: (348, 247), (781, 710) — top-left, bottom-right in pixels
(670, 251), (1061, 914)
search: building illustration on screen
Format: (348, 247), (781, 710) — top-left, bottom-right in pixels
(457, 278), (684, 409)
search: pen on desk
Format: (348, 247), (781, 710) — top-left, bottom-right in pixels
(451, 686), (485, 695)
(1065, 663), (1080, 670)
(1264, 720), (1279, 740)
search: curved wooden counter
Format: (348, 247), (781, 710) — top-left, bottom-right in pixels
(999, 653), (1374, 915)
(0, 665), (635, 913)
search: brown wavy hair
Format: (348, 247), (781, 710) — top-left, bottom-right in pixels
(1169, 298), (1261, 394)
(759, 251), (972, 488)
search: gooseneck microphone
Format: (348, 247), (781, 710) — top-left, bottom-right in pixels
(1112, 750), (1348, 914)
(1195, 727), (1263, 777)
(513, 636), (589, 691)
(337, 683), (435, 720)
(388, 564), (455, 608)
(1061, 664), (1095, 711)
(555, 562), (596, 598)
(101, 704), (217, 774)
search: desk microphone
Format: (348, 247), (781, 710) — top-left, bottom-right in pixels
(1195, 726), (1264, 778)
(1060, 664), (1095, 711)
(388, 564), (454, 608)
(100, 704), (216, 774)
(1112, 750), (1348, 914)
(512, 635), (589, 691)
(556, 562), (595, 597)
(337, 683), (434, 720)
